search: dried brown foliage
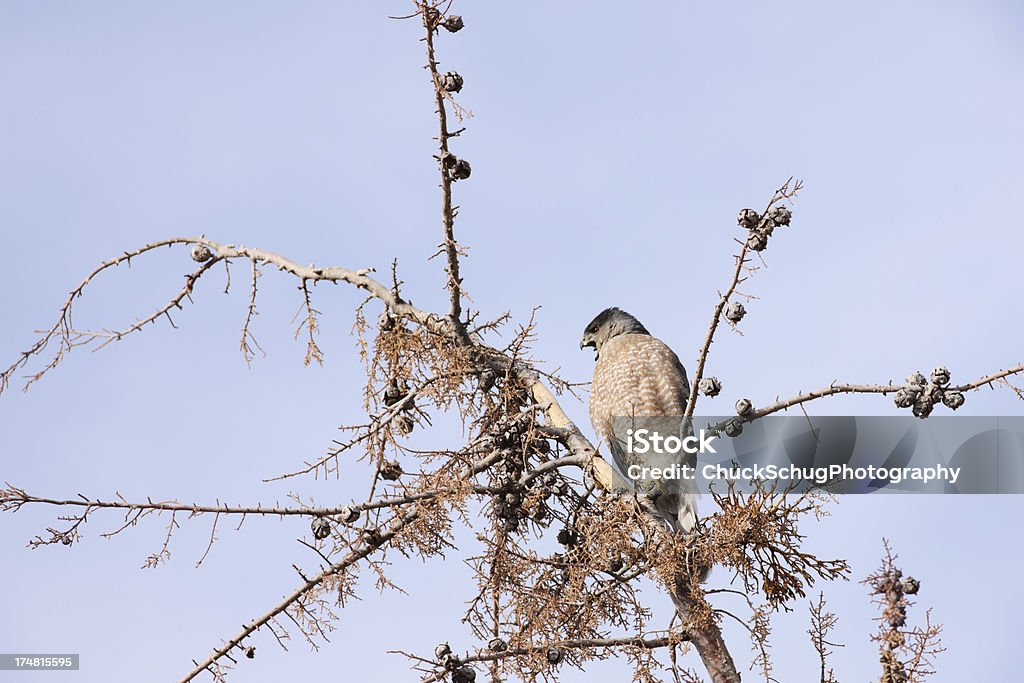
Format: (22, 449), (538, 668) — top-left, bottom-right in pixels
(694, 483), (849, 609)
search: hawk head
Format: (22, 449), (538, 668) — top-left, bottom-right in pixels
(580, 307), (650, 358)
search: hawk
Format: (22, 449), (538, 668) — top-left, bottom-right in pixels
(581, 307), (698, 533)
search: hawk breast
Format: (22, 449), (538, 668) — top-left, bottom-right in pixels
(588, 333), (691, 456)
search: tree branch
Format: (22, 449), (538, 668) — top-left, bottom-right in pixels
(685, 178), (802, 422)
(420, 1), (469, 337)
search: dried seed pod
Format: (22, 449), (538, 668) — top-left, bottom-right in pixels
(340, 506), (360, 523)
(490, 431), (510, 449)
(747, 231), (769, 252)
(395, 414), (415, 435)
(61, 535), (73, 546)
(190, 244), (212, 262)
(698, 376), (722, 397)
(875, 568), (901, 592)
(907, 372), (927, 388)
(493, 501), (509, 518)
(476, 435), (496, 453)
(440, 150), (458, 169)
(442, 15), (464, 32)
(380, 460), (403, 481)
(912, 398), (934, 419)
(435, 643), (452, 660)
(502, 517), (519, 533)
(546, 647), (563, 665)
(441, 71), (464, 93)
(478, 368), (496, 392)
(551, 480), (568, 496)
(901, 576), (920, 595)
(942, 390), (965, 410)
(737, 208), (760, 230)
(608, 555), (624, 573)
(362, 528), (381, 545)
(383, 381), (404, 407)
(487, 637), (507, 652)
(451, 159), (472, 180)
(768, 205), (792, 226)
(724, 418), (744, 438)
(724, 301), (746, 323)
(556, 528), (578, 546)
(885, 609), (907, 628)
(310, 517), (331, 540)
(452, 666), (476, 683)
(378, 311), (395, 332)
(893, 388), (918, 409)
(244, 645), (256, 659)
(888, 666), (908, 682)
(505, 491), (521, 506)
(442, 652), (461, 670)
(931, 367), (951, 387)
(423, 6), (441, 28)
(735, 398), (753, 416)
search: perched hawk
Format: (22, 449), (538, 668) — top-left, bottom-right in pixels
(581, 307), (698, 533)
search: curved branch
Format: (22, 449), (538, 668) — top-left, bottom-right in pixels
(950, 363), (1024, 393)
(179, 507), (419, 683)
(1, 236), (455, 395)
(405, 633), (683, 683)
(178, 446), (504, 681)
(522, 373), (618, 492)
(685, 178), (802, 422)
(707, 361), (1024, 431)
(1, 239), (222, 394)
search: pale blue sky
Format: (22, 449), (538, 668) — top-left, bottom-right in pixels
(1, 2), (1022, 682)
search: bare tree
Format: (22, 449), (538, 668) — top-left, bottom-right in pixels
(0, 4), (1017, 682)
